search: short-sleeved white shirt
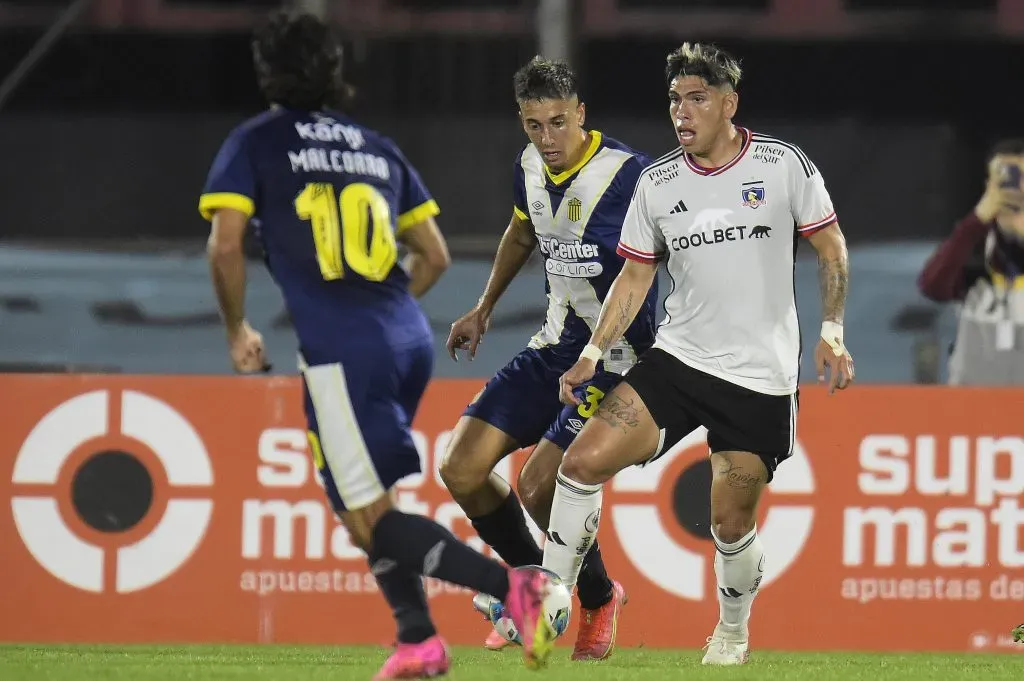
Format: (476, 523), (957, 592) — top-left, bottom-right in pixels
(617, 128), (838, 395)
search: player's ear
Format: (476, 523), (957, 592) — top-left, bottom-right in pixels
(576, 101), (586, 127)
(722, 89), (738, 120)
(517, 106), (532, 133)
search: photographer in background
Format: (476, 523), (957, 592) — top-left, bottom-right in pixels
(918, 139), (1024, 384)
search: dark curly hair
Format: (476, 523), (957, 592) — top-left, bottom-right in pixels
(251, 9), (352, 111)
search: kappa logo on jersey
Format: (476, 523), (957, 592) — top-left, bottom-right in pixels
(537, 236), (603, 278)
(741, 182), (766, 209)
(295, 117), (365, 149)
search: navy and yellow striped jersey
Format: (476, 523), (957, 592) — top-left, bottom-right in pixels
(513, 131), (659, 373)
(198, 107), (440, 365)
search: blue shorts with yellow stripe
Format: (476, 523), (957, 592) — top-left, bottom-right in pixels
(302, 340), (433, 513)
(462, 346), (623, 451)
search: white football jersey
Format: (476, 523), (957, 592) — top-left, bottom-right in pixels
(513, 131), (659, 373)
(617, 127), (838, 395)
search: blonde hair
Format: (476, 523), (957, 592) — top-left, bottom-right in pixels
(665, 42), (742, 90)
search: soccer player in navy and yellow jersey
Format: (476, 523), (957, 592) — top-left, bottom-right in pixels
(439, 57), (660, 660)
(199, 11), (558, 678)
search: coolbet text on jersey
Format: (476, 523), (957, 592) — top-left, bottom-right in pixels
(617, 128), (838, 395)
(198, 108), (441, 512)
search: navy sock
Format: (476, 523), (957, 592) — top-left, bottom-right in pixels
(576, 540), (614, 610)
(368, 549), (436, 644)
(373, 510), (510, 602)
(469, 491), (543, 567)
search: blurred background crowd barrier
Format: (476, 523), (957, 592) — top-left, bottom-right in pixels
(1, 0), (1022, 382)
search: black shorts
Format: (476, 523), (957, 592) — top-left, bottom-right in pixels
(623, 348), (798, 482)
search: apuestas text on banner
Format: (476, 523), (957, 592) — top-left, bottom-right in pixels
(0, 375), (1022, 653)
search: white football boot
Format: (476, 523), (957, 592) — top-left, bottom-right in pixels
(701, 623), (750, 665)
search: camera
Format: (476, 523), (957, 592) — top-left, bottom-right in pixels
(999, 161), (1023, 190)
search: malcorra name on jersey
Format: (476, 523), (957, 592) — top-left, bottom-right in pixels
(287, 148), (391, 180)
(288, 117), (388, 179)
(538, 236), (603, 278)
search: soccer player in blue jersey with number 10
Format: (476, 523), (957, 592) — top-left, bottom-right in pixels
(199, 10), (558, 679)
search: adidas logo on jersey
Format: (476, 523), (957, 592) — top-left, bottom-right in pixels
(668, 200), (688, 214)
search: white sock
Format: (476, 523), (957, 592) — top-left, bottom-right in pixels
(712, 526), (764, 639)
(541, 470), (603, 588)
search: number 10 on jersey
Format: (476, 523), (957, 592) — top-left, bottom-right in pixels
(294, 182), (398, 282)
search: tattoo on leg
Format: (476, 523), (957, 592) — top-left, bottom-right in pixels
(715, 454), (765, 490)
(593, 393), (641, 434)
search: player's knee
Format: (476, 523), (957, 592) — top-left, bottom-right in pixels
(559, 444), (613, 486)
(345, 521), (374, 552)
(438, 443), (489, 497)
(710, 508), (757, 544)
(340, 494), (394, 553)
(517, 464), (553, 520)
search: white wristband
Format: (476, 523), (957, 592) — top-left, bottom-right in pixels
(580, 343), (603, 363)
(821, 321), (845, 356)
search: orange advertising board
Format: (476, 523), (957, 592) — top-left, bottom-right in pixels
(0, 375), (1022, 653)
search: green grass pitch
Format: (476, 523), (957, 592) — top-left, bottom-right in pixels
(0, 644), (1020, 680)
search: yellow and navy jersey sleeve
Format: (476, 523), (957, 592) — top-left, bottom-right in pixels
(589, 153), (649, 239)
(512, 151), (529, 222)
(387, 141), (440, 234)
(198, 126), (257, 222)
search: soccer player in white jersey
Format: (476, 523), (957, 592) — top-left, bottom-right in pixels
(441, 56), (659, 660)
(541, 43), (855, 665)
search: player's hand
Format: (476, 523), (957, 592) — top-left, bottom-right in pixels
(446, 306), (491, 362)
(559, 359), (597, 406)
(228, 321), (271, 374)
(814, 331), (854, 395)
(976, 157), (1024, 225)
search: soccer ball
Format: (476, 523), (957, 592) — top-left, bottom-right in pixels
(491, 567), (572, 644)
(536, 567), (572, 638)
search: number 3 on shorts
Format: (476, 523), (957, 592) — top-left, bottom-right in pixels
(577, 385), (605, 419)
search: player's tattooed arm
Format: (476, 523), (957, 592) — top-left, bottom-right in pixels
(807, 223), (849, 324)
(594, 291), (636, 351)
(590, 259), (658, 351)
